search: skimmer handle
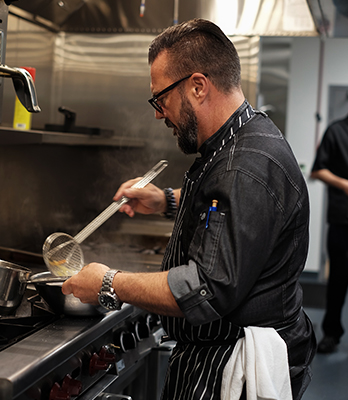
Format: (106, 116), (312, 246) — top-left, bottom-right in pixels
(74, 160), (168, 244)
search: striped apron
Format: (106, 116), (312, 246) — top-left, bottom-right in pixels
(160, 103), (255, 400)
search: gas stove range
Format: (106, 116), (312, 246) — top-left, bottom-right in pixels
(0, 303), (166, 400)
(0, 245), (171, 400)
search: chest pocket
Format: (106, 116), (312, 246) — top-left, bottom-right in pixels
(188, 210), (226, 275)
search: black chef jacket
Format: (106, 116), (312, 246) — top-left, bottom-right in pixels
(160, 100), (316, 400)
(311, 115), (348, 224)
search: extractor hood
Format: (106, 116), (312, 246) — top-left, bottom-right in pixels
(307, 0), (348, 37)
(6, 0), (320, 37)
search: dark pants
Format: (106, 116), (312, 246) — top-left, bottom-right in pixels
(322, 224), (348, 339)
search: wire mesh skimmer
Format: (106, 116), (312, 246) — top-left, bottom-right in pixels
(42, 160), (168, 277)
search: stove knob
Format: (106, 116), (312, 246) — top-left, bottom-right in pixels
(134, 320), (150, 341)
(89, 352), (110, 376)
(146, 313), (161, 330)
(99, 345), (117, 363)
(118, 331), (136, 352)
(61, 374), (82, 396)
(49, 383), (70, 400)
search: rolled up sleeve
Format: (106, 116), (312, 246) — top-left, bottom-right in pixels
(167, 260), (222, 326)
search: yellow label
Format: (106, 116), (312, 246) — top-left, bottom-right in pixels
(13, 96), (32, 130)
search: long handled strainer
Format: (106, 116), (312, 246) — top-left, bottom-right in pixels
(43, 160), (168, 277)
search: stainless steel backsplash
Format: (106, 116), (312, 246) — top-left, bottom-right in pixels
(0, 15), (258, 252)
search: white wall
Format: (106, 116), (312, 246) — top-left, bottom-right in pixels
(286, 37), (348, 273)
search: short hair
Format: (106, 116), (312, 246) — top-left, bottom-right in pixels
(148, 19), (241, 94)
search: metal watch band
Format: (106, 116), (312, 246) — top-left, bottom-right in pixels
(102, 269), (120, 292)
(163, 187), (177, 220)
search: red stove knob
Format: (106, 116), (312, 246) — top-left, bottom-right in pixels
(49, 375), (82, 400)
(89, 346), (116, 376)
(61, 374), (82, 396)
(49, 383), (70, 400)
(99, 345), (116, 363)
(89, 353), (108, 376)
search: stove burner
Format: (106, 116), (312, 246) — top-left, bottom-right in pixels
(0, 314), (57, 350)
(0, 291), (59, 352)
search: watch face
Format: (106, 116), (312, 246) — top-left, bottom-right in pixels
(98, 293), (120, 310)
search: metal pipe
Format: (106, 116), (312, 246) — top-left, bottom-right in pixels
(173, 0), (179, 25)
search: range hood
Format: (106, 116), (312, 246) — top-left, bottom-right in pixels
(6, 0), (320, 37)
(6, 0), (348, 38)
(307, 0), (348, 37)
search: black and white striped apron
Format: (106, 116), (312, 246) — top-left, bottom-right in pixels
(160, 103), (255, 400)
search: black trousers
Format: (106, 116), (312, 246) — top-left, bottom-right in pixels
(322, 224), (348, 339)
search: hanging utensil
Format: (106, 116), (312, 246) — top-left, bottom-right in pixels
(42, 160), (168, 277)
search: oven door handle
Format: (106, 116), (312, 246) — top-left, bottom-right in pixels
(76, 373), (133, 400)
(76, 374), (118, 400)
(98, 395), (132, 400)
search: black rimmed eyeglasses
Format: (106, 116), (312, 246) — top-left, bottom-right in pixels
(148, 73), (207, 114)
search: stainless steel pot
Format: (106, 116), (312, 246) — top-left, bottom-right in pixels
(30, 272), (106, 317)
(0, 259), (31, 315)
(0, 259), (106, 317)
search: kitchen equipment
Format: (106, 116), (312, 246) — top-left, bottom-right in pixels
(0, 260), (30, 315)
(13, 67), (37, 130)
(0, 301), (167, 400)
(0, 64), (41, 113)
(0, 242), (169, 399)
(0, 259), (68, 315)
(30, 271), (106, 316)
(43, 159), (168, 277)
(45, 106), (114, 135)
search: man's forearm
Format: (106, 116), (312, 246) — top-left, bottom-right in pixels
(173, 189), (181, 206)
(114, 270), (184, 317)
(311, 169), (348, 195)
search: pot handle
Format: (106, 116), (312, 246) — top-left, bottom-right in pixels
(26, 276), (69, 284)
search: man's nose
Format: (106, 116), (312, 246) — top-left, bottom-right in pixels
(155, 109), (165, 120)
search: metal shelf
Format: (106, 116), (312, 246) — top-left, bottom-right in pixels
(0, 126), (145, 147)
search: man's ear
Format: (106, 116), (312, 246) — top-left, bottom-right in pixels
(190, 73), (209, 104)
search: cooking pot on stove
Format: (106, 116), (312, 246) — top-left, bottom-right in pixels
(0, 259), (30, 315)
(0, 260), (106, 316)
(31, 271), (106, 316)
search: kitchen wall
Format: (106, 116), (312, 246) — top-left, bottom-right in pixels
(286, 37), (348, 274)
(0, 16), (193, 252)
(0, 15), (259, 253)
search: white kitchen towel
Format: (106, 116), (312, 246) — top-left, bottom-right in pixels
(221, 326), (292, 400)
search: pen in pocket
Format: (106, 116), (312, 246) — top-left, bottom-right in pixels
(206, 200), (218, 229)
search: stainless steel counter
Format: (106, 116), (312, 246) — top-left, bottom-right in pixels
(0, 303), (164, 399)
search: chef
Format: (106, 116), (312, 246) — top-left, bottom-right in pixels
(63, 18), (316, 400)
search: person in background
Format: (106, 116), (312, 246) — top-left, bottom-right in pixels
(62, 19), (316, 399)
(311, 114), (348, 353)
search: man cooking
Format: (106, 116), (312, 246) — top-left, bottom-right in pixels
(62, 18), (316, 400)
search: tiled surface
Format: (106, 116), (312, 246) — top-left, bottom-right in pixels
(302, 307), (348, 400)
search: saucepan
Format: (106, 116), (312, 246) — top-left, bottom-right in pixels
(0, 259), (31, 315)
(30, 271), (106, 316)
(0, 259), (105, 316)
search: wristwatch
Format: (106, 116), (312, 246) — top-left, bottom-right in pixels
(98, 270), (123, 311)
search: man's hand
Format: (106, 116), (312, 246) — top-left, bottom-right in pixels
(61, 262), (184, 317)
(62, 263), (109, 304)
(113, 179), (167, 217)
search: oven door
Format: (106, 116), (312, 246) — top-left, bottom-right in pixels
(78, 341), (174, 400)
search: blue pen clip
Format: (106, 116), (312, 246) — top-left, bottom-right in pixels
(206, 200), (218, 229)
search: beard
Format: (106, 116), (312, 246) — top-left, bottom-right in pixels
(165, 94), (198, 155)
